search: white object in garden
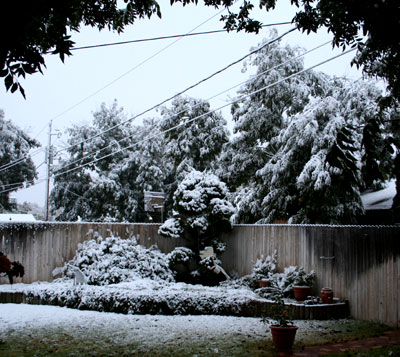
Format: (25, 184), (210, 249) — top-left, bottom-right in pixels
(68, 265), (86, 285)
(199, 246), (214, 259)
(200, 247), (230, 280)
(52, 266), (64, 277)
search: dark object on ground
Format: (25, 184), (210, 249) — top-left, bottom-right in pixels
(0, 252), (11, 273)
(0, 252), (25, 284)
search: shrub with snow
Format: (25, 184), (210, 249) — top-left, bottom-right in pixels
(60, 234), (175, 285)
(223, 253), (315, 299)
(272, 266), (316, 295)
(159, 169), (235, 252)
(166, 247), (197, 282)
(158, 169), (235, 285)
(24, 279), (262, 316)
(252, 251), (277, 282)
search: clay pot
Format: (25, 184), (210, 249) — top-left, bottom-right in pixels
(293, 286), (312, 301)
(320, 287), (334, 304)
(258, 279), (270, 288)
(269, 325), (298, 350)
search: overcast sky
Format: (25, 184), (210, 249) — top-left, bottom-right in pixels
(0, 0), (363, 209)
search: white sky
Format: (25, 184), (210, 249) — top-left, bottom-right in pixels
(0, 0), (363, 209)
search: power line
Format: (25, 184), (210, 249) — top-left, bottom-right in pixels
(56, 38), (331, 173)
(56, 28), (296, 157)
(0, 179), (46, 195)
(0, 7), (233, 200)
(70, 22), (292, 51)
(47, 6), (230, 125)
(0, 38), (331, 192)
(53, 47), (357, 179)
(2, 47), (356, 196)
(0, 148), (43, 173)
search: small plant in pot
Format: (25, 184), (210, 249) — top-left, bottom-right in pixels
(262, 292), (298, 350)
(291, 267), (316, 301)
(253, 251), (277, 289)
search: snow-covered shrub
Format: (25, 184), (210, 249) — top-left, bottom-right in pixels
(158, 217), (183, 239)
(167, 247), (197, 282)
(221, 251), (278, 290)
(24, 280), (262, 316)
(158, 169), (235, 285)
(167, 247), (195, 266)
(159, 169), (235, 250)
(271, 266), (316, 297)
(222, 253), (315, 300)
(60, 234), (175, 285)
(252, 251), (277, 281)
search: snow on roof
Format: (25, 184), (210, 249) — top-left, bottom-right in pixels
(0, 213), (37, 222)
(361, 180), (396, 210)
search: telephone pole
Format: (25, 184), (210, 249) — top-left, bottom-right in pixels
(44, 120), (54, 221)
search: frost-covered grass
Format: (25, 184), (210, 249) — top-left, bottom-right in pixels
(0, 304), (393, 356)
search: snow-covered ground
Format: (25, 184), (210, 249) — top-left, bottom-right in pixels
(0, 303), (268, 343)
(0, 303), (360, 355)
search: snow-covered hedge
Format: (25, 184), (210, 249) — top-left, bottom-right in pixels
(24, 280), (262, 316)
(59, 234), (174, 285)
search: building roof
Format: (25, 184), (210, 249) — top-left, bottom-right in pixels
(0, 214), (37, 222)
(361, 180), (396, 210)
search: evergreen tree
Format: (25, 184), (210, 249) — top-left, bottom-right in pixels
(51, 101), (165, 221)
(0, 110), (40, 211)
(257, 78), (390, 224)
(159, 169), (235, 284)
(223, 33), (395, 224)
(218, 32), (326, 191)
(160, 96), (229, 212)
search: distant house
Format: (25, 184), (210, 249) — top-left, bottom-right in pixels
(0, 214), (38, 222)
(144, 191), (165, 223)
(359, 181), (397, 225)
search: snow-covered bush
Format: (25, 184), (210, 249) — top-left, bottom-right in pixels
(159, 169), (235, 250)
(252, 251), (277, 282)
(221, 252), (278, 290)
(167, 247), (195, 266)
(223, 253), (315, 299)
(24, 280), (262, 316)
(166, 247), (197, 282)
(158, 169), (235, 285)
(60, 234), (175, 285)
(273, 266), (316, 295)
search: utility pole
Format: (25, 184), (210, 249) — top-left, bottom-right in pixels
(44, 120), (53, 221)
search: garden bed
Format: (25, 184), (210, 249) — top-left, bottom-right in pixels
(0, 282), (349, 319)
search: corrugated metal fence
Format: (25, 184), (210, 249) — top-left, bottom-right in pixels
(0, 222), (399, 326)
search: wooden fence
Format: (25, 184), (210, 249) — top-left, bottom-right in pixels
(0, 222), (399, 327)
(220, 224), (400, 327)
(0, 222), (184, 283)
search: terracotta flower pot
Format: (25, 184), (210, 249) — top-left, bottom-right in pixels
(258, 279), (270, 288)
(269, 325), (298, 350)
(320, 287), (334, 304)
(293, 286), (312, 301)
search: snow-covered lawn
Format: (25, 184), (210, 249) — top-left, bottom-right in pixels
(0, 303), (388, 356)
